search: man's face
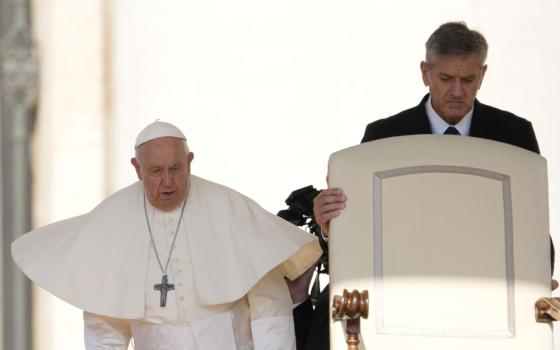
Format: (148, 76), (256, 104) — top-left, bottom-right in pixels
(131, 137), (194, 212)
(421, 54), (487, 124)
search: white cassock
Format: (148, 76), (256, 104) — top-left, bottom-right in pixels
(12, 175), (322, 349)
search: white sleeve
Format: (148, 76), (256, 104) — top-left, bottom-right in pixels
(83, 311), (132, 350)
(247, 268), (296, 350)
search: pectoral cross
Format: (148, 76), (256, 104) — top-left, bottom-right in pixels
(154, 274), (175, 307)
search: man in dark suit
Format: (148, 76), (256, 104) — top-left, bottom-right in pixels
(293, 21), (555, 350)
(361, 94), (539, 152)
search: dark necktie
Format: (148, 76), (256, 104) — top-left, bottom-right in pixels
(444, 126), (460, 135)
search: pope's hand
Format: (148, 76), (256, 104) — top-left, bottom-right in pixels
(285, 264), (316, 304)
(313, 188), (347, 238)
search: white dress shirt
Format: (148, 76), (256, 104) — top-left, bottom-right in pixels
(425, 96), (473, 136)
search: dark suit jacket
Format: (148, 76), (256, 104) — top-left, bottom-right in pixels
(294, 286), (329, 350)
(294, 94), (551, 350)
(361, 94), (540, 153)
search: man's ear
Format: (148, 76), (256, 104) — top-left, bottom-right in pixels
(187, 152), (194, 164)
(131, 158), (143, 180)
(420, 61), (430, 87)
(478, 64), (488, 89)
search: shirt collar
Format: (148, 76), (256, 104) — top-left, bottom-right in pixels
(425, 96), (473, 136)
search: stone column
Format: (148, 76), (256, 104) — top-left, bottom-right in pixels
(0, 0), (38, 349)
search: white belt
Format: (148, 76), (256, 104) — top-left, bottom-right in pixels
(130, 310), (253, 350)
(131, 321), (196, 350)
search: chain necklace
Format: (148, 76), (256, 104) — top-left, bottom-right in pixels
(143, 178), (190, 307)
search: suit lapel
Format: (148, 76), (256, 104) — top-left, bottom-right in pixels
(468, 99), (485, 137)
(409, 94), (433, 134)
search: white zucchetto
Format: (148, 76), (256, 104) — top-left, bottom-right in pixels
(135, 120), (187, 148)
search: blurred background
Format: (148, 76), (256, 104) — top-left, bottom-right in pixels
(1, 0), (559, 348)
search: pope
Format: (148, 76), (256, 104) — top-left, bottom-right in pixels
(12, 120), (322, 349)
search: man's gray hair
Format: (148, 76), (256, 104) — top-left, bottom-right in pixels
(425, 21), (488, 66)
